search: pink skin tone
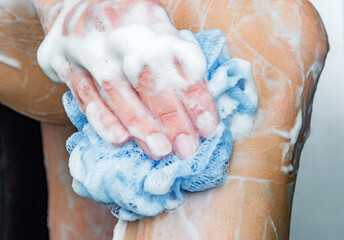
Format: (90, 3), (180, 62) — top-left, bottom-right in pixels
(36, 0), (220, 160)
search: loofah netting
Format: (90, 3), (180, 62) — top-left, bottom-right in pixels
(63, 29), (258, 221)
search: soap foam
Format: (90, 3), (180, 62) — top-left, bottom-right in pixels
(0, 54), (22, 70)
(37, 0), (206, 98)
(0, 0), (36, 18)
(62, 29), (259, 223)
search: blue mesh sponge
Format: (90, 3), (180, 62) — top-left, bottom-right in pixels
(62, 29), (258, 221)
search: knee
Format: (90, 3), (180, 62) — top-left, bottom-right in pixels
(301, 0), (329, 60)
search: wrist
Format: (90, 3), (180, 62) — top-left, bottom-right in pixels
(31, 0), (65, 33)
(32, 0), (164, 34)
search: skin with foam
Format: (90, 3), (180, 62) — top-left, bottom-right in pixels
(0, 0), (329, 239)
(34, 0), (220, 161)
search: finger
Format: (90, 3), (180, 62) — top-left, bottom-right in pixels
(174, 59), (220, 138)
(101, 79), (172, 160)
(181, 80), (220, 138)
(136, 67), (199, 159)
(69, 70), (130, 146)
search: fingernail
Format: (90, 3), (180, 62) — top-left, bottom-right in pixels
(174, 134), (198, 159)
(146, 133), (172, 158)
(110, 125), (130, 146)
(196, 112), (219, 138)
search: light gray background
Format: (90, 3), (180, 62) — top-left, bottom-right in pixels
(290, 0), (344, 239)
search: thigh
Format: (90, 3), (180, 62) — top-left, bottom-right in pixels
(41, 123), (116, 240)
(0, 1), (329, 239)
(0, 0), (68, 123)
(125, 1), (328, 239)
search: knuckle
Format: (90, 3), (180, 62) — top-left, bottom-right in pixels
(100, 111), (116, 128)
(77, 83), (95, 102)
(124, 111), (141, 125)
(158, 108), (179, 123)
(138, 66), (155, 91)
(174, 59), (186, 79)
(183, 84), (212, 106)
(102, 81), (118, 95)
(184, 83), (205, 96)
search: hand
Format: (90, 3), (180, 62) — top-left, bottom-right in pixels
(36, 0), (219, 160)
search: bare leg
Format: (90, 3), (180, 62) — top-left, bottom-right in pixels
(41, 123), (116, 240)
(1, 0), (328, 239)
(125, 0), (329, 239)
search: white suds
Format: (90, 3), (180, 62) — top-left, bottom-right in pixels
(112, 219), (128, 240)
(281, 165), (294, 175)
(269, 216), (280, 240)
(37, 0), (206, 93)
(230, 114), (255, 141)
(273, 111), (302, 173)
(0, 0), (36, 17)
(273, 111), (302, 145)
(0, 54), (22, 70)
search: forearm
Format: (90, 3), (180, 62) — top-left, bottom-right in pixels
(31, 0), (64, 33)
(31, 0), (162, 33)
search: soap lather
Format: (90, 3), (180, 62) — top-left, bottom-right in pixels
(63, 29), (258, 221)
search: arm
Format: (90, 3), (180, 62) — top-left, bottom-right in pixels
(31, 0), (220, 160)
(30, 0), (64, 33)
(0, 0), (329, 239)
(0, 0), (68, 123)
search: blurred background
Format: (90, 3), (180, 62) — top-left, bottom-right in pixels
(291, 0), (344, 239)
